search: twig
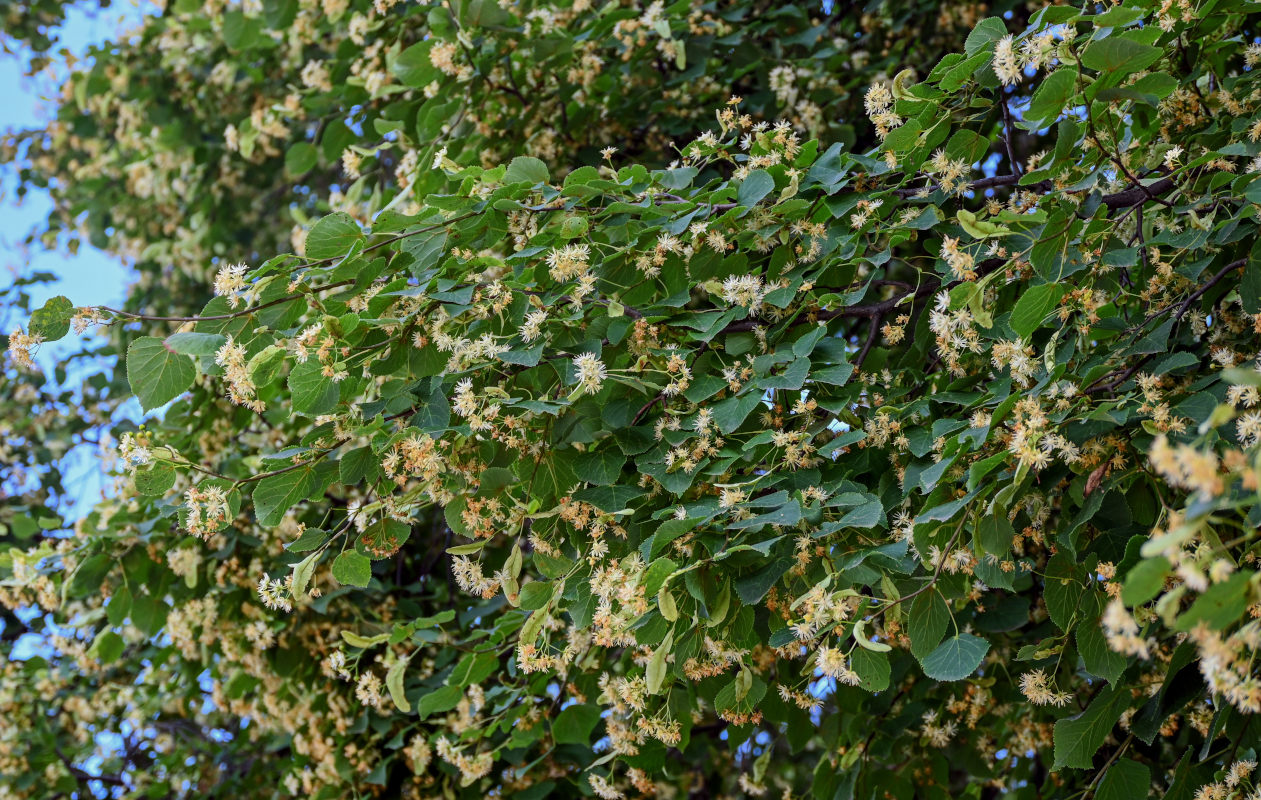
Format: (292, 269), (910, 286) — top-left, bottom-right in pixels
(854, 315), (883, 371)
(1000, 94), (1022, 176)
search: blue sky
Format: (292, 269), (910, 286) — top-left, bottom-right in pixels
(2, 3), (147, 514)
(0, 4), (139, 316)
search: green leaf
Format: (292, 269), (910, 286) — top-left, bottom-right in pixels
(1077, 616), (1126, 684)
(291, 550), (319, 597)
(737, 170), (775, 206)
(838, 500), (883, 529)
(449, 652), (497, 687)
(504, 156), (549, 185)
(133, 464), (177, 496)
(341, 630), (389, 648)
(402, 230), (448, 277)
(964, 17), (1007, 54)
(129, 593), (167, 636)
(909, 591), (950, 659)
(106, 585), (132, 626)
(552, 703), (601, 745)
(127, 336), (196, 411)
(518, 581), (553, 611)
(1080, 35), (1162, 75)
(647, 628), (674, 695)
(977, 514), (1014, 557)
(332, 550), (372, 587)
(641, 557), (677, 596)
(1244, 243), (1261, 314)
(249, 345), (287, 385)
(284, 527), (325, 550)
(394, 40), (437, 87)
(285, 142), (318, 176)
(1009, 283), (1067, 339)
(417, 685), (462, 718)
(339, 447), (377, 486)
(919, 634), (989, 681)
(70, 553), (113, 595)
(734, 557), (793, 604)
(646, 517), (699, 559)
(29, 295), (74, 341)
(573, 449), (625, 486)
(1175, 571), (1251, 632)
(1025, 68), (1077, 128)
(89, 629), (125, 663)
(851, 647), (891, 692)
(253, 467), (319, 528)
(305, 212), (363, 260)
(289, 358), (339, 415)
(1121, 556), (1169, 606)
(1097, 759), (1150, 800)
(1052, 686), (1128, 769)
(386, 656), (411, 713)
(957, 209), (1009, 239)
(1045, 555), (1084, 632)
(712, 392), (763, 434)
(164, 331), (227, 357)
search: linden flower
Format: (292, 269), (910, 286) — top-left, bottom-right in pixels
(6, 328), (43, 370)
(1247, 41), (1261, 68)
(184, 485), (230, 539)
(257, 573), (293, 613)
(719, 487), (747, 509)
(215, 336), (264, 412)
(589, 773), (624, 800)
(547, 242), (591, 282)
(405, 734), (432, 772)
(720, 274), (770, 313)
(212, 262), (249, 308)
(994, 34), (1022, 85)
(300, 59), (332, 92)
(1018, 668), (1073, 707)
(355, 671), (383, 707)
(117, 432), (154, 471)
(573, 352), (607, 395)
(816, 645), (860, 686)
(940, 236), (976, 281)
(521, 309), (547, 343)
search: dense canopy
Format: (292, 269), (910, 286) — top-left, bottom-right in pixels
(5, 1), (1261, 799)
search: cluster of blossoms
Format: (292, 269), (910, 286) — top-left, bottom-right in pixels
(1004, 398), (1081, 471)
(1189, 622), (1261, 714)
(434, 737), (492, 784)
(923, 148), (973, 196)
(815, 644), (862, 686)
(183, 485), (231, 539)
(452, 378), (502, 432)
(789, 584), (857, 642)
(1149, 435), (1223, 500)
(256, 573), (293, 613)
(1017, 668), (1073, 707)
(1191, 759), (1258, 800)
(211, 262), (250, 308)
(863, 81), (903, 139)
(720, 274), (773, 313)
(572, 353), (607, 396)
(214, 336), (264, 412)
(5, 328), (43, 370)
(451, 555), (501, 599)
(940, 236), (977, 282)
(117, 431), (155, 471)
